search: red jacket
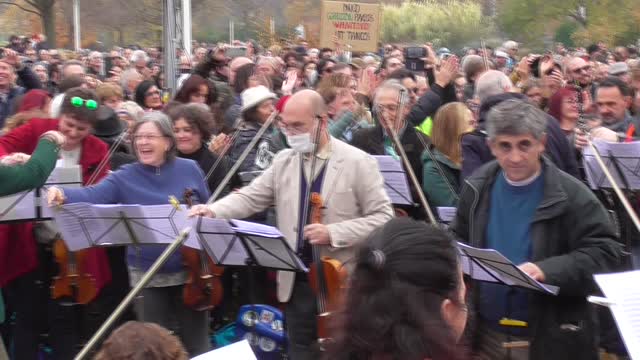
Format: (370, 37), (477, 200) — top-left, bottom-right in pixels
(0, 118), (112, 298)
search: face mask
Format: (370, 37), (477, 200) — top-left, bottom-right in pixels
(287, 132), (315, 153)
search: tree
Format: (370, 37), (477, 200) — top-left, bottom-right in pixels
(381, 2), (495, 49)
(0, 0), (57, 46)
(497, 0), (640, 47)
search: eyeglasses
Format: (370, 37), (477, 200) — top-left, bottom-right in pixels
(133, 134), (166, 141)
(70, 97), (98, 110)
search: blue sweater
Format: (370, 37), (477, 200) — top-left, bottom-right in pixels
(64, 158), (210, 273)
(478, 170), (544, 334)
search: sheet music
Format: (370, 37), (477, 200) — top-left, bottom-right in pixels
(583, 140), (640, 190)
(457, 242), (559, 295)
(51, 203), (191, 250)
(595, 271), (640, 359)
(40, 165), (82, 219)
(231, 219), (284, 238)
(437, 207), (456, 222)
(191, 340), (257, 360)
(374, 155), (413, 205)
(196, 217), (249, 266)
(0, 190), (37, 222)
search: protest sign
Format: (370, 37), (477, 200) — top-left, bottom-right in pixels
(320, 1), (381, 52)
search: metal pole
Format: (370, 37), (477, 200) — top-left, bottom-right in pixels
(74, 227), (192, 359)
(164, 0), (177, 96)
(589, 141), (640, 233)
(229, 20), (235, 44)
(182, 0), (192, 56)
(73, 0), (81, 51)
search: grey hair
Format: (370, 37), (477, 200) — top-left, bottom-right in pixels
(131, 111), (177, 162)
(120, 69), (143, 89)
(373, 79), (408, 104)
(130, 50), (149, 64)
(486, 99), (547, 140)
(475, 70), (513, 103)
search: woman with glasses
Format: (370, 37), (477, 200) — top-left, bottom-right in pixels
(0, 87), (113, 359)
(134, 80), (164, 111)
(47, 112), (212, 356)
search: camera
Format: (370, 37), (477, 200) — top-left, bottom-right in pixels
(404, 46), (427, 72)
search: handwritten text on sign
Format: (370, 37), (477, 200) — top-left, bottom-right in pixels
(320, 1), (380, 52)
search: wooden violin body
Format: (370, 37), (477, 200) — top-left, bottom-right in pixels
(181, 188), (225, 311)
(309, 256), (348, 341)
(51, 238), (97, 305)
(307, 192), (347, 346)
(181, 247), (224, 311)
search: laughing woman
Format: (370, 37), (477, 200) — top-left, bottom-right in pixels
(47, 111), (211, 356)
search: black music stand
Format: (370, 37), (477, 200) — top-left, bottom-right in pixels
(0, 166), (82, 224)
(457, 242), (559, 295)
(374, 155), (415, 206)
(51, 203), (193, 251)
(194, 217), (306, 342)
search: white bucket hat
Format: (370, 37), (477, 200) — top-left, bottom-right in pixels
(241, 85), (276, 112)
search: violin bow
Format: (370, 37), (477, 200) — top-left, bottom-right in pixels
(86, 131), (129, 186)
(206, 110), (279, 204)
(203, 129), (241, 184)
(384, 88), (438, 225)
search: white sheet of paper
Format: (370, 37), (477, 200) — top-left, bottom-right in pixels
(457, 242), (559, 295)
(437, 207), (456, 222)
(40, 166), (82, 219)
(595, 271), (640, 359)
(374, 155), (413, 206)
(0, 191), (37, 222)
(231, 219), (284, 238)
(583, 140), (640, 190)
(191, 340), (257, 360)
(196, 217), (249, 266)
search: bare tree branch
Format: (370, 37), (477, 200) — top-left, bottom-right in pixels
(0, 0), (41, 16)
(23, 0), (41, 11)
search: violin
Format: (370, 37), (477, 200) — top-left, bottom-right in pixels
(51, 236), (97, 305)
(181, 188), (225, 311)
(307, 192), (348, 348)
(51, 133), (128, 304)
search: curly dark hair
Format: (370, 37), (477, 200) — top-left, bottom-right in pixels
(328, 218), (465, 360)
(168, 103), (214, 141)
(94, 321), (188, 360)
(173, 74), (218, 106)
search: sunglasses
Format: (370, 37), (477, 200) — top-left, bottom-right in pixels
(70, 96), (98, 110)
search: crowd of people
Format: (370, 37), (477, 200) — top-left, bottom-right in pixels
(0, 32), (639, 359)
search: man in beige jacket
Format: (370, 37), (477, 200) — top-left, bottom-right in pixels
(191, 89), (394, 359)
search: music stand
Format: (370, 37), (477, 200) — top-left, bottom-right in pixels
(374, 155), (415, 206)
(0, 166), (82, 224)
(457, 242), (559, 295)
(51, 203), (193, 251)
(194, 216), (306, 347)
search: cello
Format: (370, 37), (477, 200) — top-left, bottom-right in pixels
(181, 188), (225, 311)
(307, 192), (348, 348)
(51, 133), (128, 304)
